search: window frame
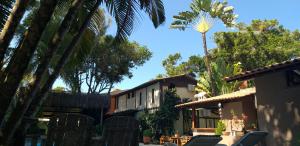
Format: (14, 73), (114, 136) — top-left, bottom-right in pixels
(151, 89), (155, 103)
(139, 92), (142, 105)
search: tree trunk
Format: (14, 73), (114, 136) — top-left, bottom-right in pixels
(0, 0), (30, 68)
(201, 32), (217, 96)
(20, 0), (102, 142)
(0, 0), (58, 125)
(29, 0), (102, 109)
(0, 0), (84, 144)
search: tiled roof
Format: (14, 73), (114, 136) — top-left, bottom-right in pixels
(175, 87), (255, 108)
(225, 57), (300, 82)
(114, 74), (196, 96)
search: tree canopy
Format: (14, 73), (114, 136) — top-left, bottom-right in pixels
(212, 19), (300, 70)
(61, 35), (152, 93)
(158, 53), (205, 78)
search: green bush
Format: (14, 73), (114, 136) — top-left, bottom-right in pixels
(95, 124), (103, 136)
(215, 121), (226, 135)
(143, 129), (153, 137)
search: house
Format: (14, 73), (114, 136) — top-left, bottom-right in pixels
(107, 74), (197, 134)
(176, 87), (257, 145)
(106, 89), (124, 115)
(225, 57), (300, 146)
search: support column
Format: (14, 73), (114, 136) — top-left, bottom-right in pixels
(100, 107), (103, 126)
(191, 107), (196, 129)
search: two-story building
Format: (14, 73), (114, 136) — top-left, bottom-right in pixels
(107, 74), (197, 134)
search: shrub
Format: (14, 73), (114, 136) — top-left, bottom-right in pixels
(95, 124), (103, 136)
(215, 121), (226, 135)
(143, 129), (153, 137)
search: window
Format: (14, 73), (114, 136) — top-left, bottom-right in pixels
(151, 89), (155, 103)
(116, 97), (119, 109)
(127, 93), (130, 99)
(168, 83), (176, 89)
(131, 92), (135, 98)
(139, 92), (142, 105)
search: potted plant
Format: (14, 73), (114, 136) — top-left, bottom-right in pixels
(143, 129), (153, 144)
(215, 121), (226, 135)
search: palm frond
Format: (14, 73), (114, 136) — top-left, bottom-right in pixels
(170, 11), (197, 30)
(139, 0), (165, 28)
(0, 0), (15, 31)
(106, 0), (165, 40)
(106, 0), (139, 40)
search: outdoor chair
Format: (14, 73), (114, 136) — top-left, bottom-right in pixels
(93, 116), (139, 146)
(231, 131), (268, 146)
(183, 135), (222, 146)
(45, 113), (94, 146)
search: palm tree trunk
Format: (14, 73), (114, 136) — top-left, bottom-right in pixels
(0, 0), (30, 68)
(29, 0), (102, 111)
(16, 0), (102, 142)
(0, 0), (84, 144)
(0, 0), (58, 124)
(201, 32), (217, 96)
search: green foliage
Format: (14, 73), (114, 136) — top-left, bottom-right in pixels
(139, 111), (156, 132)
(15, 2), (110, 92)
(171, 0), (238, 30)
(154, 89), (180, 135)
(213, 19), (300, 71)
(95, 124), (103, 136)
(215, 121), (226, 135)
(143, 129), (153, 137)
(105, 0), (165, 40)
(61, 35), (152, 93)
(139, 90), (180, 136)
(196, 59), (242, 96)
(159, 53), (205, 78)
(52, 86), (67, 92)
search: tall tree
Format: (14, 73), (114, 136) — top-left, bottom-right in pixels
(0, 0), (30, 67)
(0, 0), (85, 144)
(213, 19), (300, 71)
(170, 0), (237, 96)
(61, 35), (152, 94)
(0, 0), (58, 127)
(158, 53), (205, 78)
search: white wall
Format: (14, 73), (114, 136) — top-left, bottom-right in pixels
(162, 86), (195, 99)
(146, 83), (161, 109)
(135, 88), (147, 109)
(117, 94), (127, 111)
(116, 83), (196, 112)
(116, 82), (161, 112)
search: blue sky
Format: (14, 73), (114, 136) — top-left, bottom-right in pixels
(54, 0), (300, 91)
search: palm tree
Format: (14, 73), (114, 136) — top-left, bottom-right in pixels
(196, 60), (242, 97)
(170, 0), (237, 96)
(0, 0), (59, 131)
(0, 0), (15, 30)
(0, 0), (30, 68)
(0, 0), (165, 144)
(0, 0), (85, 144)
